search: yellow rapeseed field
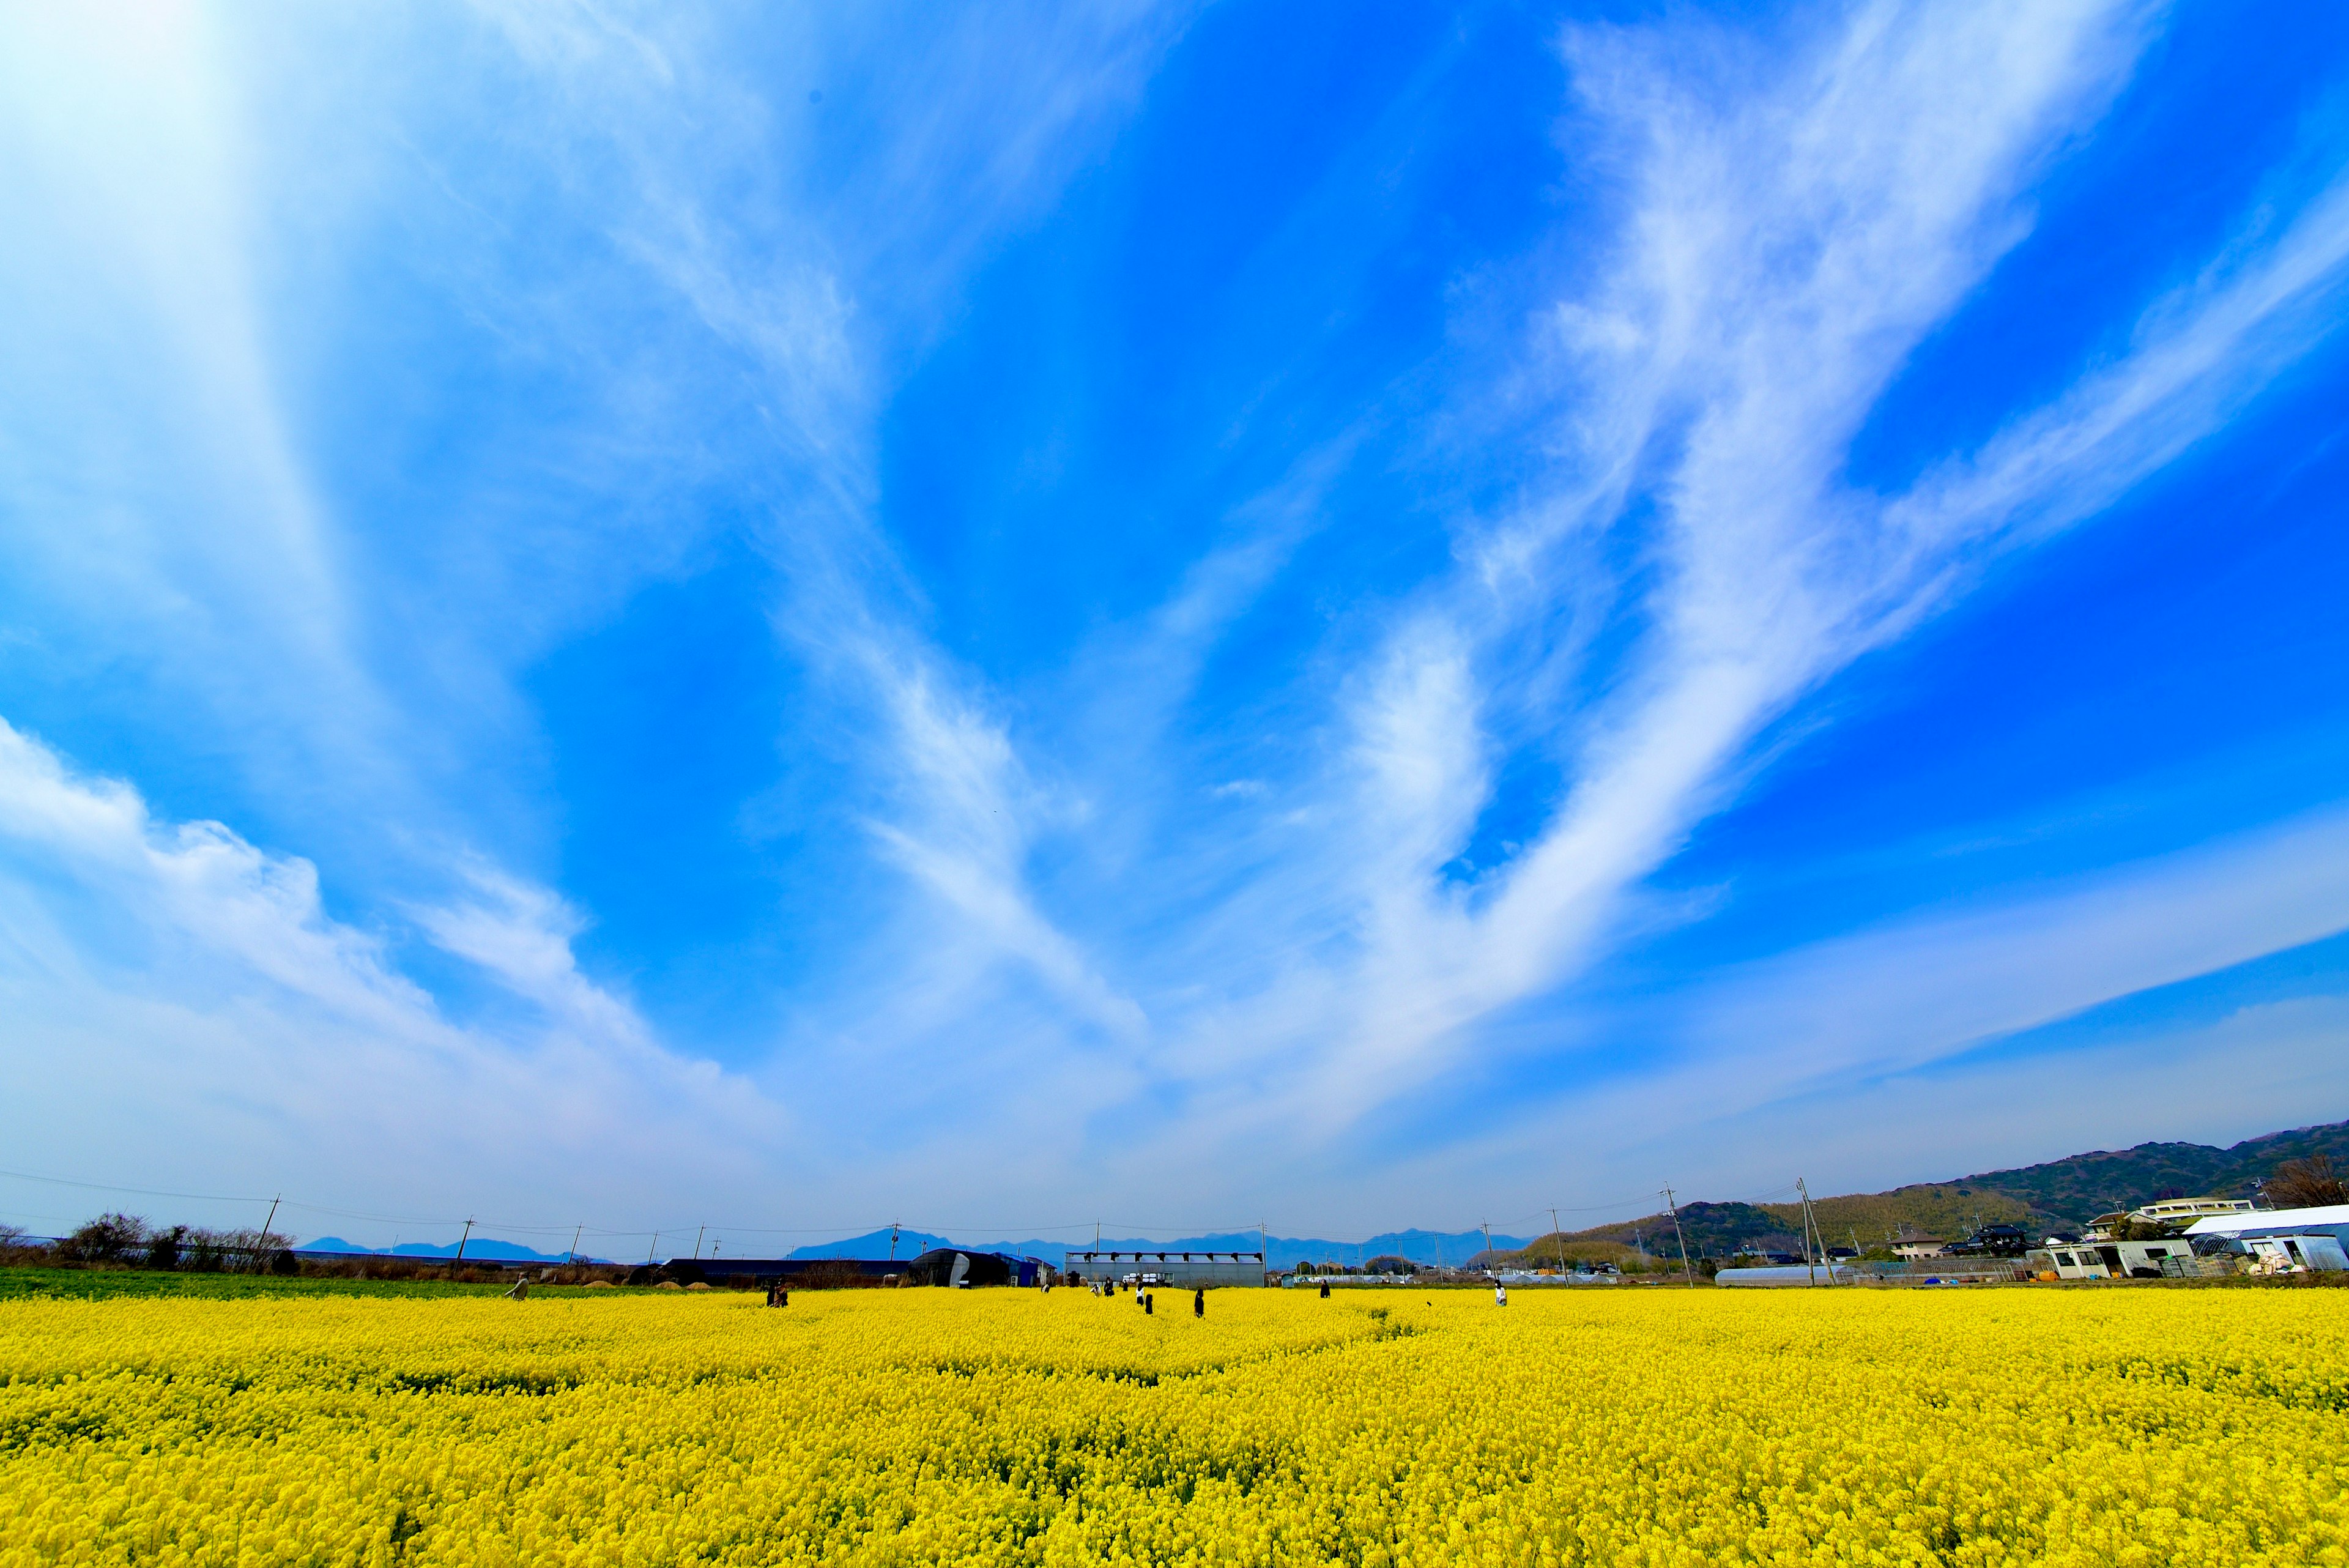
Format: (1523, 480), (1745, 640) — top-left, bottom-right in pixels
(2, 1284), (2345, 1566)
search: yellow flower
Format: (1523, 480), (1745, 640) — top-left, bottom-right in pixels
(1, 1285), (2343, 1564)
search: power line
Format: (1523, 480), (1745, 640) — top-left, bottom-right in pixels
(0, 1166), (271, 1205)
(0, 1161), (1873, 1261)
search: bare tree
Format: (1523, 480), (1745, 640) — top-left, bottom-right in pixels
(2268, 1154), (2349, 1209)
(61, 1213), (147, 1263)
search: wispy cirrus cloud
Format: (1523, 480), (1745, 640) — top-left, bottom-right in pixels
(1103, 2), (2159, 1123)
(0, 1), (1185, 1214)
(1669, 806), (2349, 1127)
(1089, 0), (2349, 1179)
(2, 0), (2345, 1236)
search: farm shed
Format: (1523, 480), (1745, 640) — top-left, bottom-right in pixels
(1715, 1263), (1859, 1287)
(2030, 1237), (2209, 1280)
(657, 1258), (905, 1287)
(2184, 1202), (2349, 1246)
(2181, 1206), (2349, 1274)
(1066, 1249), (1266, 1287)
(904, 1249), (1046, 1287)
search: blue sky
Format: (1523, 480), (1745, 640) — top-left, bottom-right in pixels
(2, 1), (2347, 1252)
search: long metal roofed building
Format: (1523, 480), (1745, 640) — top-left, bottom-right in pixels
(2184, 1203), (2349, 1246)
(656, 1257), (904, 1286)
(1066, 1249), (1266, 1287)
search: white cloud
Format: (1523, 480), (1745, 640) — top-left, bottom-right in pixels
(1556, 808), (2349, 1183)
(0, 717), (774, 1233)
(1679, 808), (2349, 1096)
(0, 4), (392, 817)
(1302, 809), (2349, 1223)
(1159, 0), (2349, 1145)
(4, 0), (2346, 1233)
(0, 1), (1176, 1156)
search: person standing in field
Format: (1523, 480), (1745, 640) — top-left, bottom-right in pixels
(1193, 1287), (1204, 1317)
(1494, 1283), (1507, 1306)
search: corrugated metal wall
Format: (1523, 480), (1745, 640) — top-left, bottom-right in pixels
(1066, 1251), (1266, 1287)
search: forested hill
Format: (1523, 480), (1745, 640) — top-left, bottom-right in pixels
(1514, 1117), (2349, 1263)
(1945, 1120), (2349, 1225)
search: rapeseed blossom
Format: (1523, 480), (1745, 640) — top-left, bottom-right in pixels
(1, 1287), (2343, 1564)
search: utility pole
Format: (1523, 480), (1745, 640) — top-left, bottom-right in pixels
(256, 1194), (283, 1273)
(693, 1225), (705, 1261)
(889, 1223), (900, 1261)
(646, 1232), (659, 1265)
(1481, 1221), (1493, 1273)
(566, 1224), (582, 1267)
(1796, 1178), (1818, 1286)
(454, 1218), (475, 1268)
(1662, 1186), (1694, 1288)
(1551, 1208), (1566, 1273)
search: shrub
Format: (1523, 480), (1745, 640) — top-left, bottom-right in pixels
(145, 1227), (187, 1271)
(795, 1260), (881, 1290)
(62, 1213), (148, 1264)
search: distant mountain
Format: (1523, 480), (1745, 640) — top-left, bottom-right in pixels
(1508, 1117), (2349, 1263)
(1288, 1230), (1530, 1271)
(779, 1228), (1527, 1269)
(784, 1229), (952, 1262)
(302, 1235), (596, 1264)
(287, 1227), (1529, 1273)
(311, 1121), (2347, 1276)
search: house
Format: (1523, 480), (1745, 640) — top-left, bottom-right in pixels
(1891, 1240), (1946, 1260)
(2132, 1196), (2255, 1225)
(1490, 1265), (1620, 1286)
(1731, 1243), (1803, 1265)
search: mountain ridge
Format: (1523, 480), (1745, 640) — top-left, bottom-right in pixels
(1517, 1117), (2349, 1263)
(290, 1119), (2349, 1271)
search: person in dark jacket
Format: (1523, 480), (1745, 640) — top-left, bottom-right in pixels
(1193, 1288), (1204, 1318)
(1318, 1280), (1330, 1299)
